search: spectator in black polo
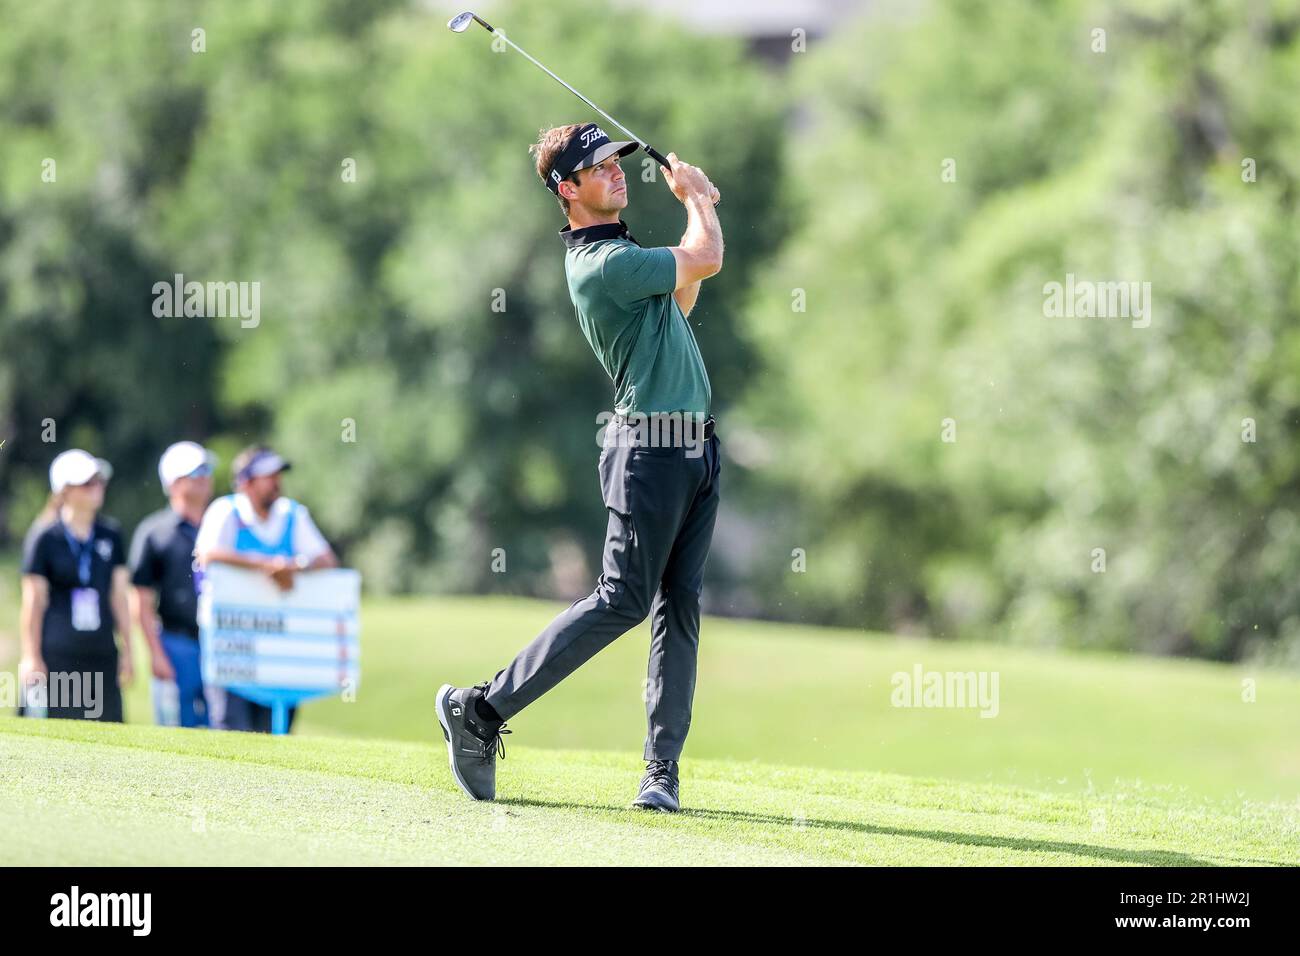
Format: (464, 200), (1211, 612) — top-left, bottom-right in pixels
(129, 441), (216, 728)
(19, 450), (133, 721)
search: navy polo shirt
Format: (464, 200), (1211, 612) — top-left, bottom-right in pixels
(129, 508), (201, 638)
(22, 517), (126, 659)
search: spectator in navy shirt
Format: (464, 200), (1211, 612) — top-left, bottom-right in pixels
(129, 441), (216, 728)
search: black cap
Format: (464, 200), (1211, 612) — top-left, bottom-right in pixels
(544, 123), (638, 194)
(234, 448), (292, 485)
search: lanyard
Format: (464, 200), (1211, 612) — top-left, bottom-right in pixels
(61, 524), (94, 587)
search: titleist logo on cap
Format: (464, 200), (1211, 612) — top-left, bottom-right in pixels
(579, 126), (608, 148)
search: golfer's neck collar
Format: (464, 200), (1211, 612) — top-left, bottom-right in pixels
(560, 219), (639, 249)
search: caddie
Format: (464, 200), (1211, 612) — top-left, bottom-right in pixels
(194, 444), (338, 733)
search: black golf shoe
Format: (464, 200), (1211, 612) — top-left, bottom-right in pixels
(631, 759), (681, 812)
(436, 683), (510, 801)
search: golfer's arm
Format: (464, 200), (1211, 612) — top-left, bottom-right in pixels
(674, 280), (703, 318)
(669, 194), (724, 308)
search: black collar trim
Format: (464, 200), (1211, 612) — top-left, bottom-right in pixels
(560, 220), (640, 249)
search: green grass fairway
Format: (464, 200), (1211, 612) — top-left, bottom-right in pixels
(4, 593), (1300, 803)
(1, 719), (1294, 866)
(272, 598), (1300, 804)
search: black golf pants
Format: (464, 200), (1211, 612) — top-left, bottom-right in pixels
(483, 419), (721, 762)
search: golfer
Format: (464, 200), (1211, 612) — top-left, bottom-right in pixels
(19, 450), (132, 721)
(194, 444), (337, 732)
(129, 441), (216, 727)
(437, 123), (724, 812)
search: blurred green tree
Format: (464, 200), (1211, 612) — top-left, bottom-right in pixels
(0, 0), (227, 534)
(0, 0), (789, 601)
(738, 0), (1300, 660)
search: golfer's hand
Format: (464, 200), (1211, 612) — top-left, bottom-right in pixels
(663, 154), (720, 205)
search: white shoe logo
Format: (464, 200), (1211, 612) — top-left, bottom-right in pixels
(452, 706), (462, 716)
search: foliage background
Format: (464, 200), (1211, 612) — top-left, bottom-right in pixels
(2, 0), (1297, 664)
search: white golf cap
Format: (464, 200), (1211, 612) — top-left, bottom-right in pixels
(158, 441), (216, 493)
(49, 449), (113, 493)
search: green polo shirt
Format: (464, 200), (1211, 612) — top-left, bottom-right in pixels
(560, 220), (711, 417)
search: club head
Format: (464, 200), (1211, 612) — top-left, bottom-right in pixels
(448, 12), (476, 33)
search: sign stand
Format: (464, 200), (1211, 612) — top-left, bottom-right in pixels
(272, 702), (290, 736)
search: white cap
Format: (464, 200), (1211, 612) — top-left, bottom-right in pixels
(49, 450), (113, 493)
(158, 441), (216, 493)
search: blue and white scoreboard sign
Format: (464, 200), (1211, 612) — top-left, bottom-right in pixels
(198, 564), (361, 734)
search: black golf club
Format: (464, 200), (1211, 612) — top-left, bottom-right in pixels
(448, 10), (718, 204)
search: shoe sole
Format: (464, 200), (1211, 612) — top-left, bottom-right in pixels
(630, 794), (679, 813)
(435, 683), (482, 801)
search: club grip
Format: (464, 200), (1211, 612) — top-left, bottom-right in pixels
(644, 145), (671, 168)
(645, 144), (720, 206)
